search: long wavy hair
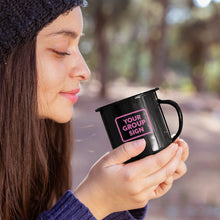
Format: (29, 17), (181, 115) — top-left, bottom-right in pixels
(0, 38), (73, 219)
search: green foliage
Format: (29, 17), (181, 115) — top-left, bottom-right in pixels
(86, 0), (130, 23)
(82, 0), (220, 95)
(205, 60), (220, 93)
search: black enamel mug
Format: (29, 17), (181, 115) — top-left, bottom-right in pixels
(96, 88), (183, 163)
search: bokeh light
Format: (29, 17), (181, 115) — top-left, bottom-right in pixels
(193, 0), (212, 7)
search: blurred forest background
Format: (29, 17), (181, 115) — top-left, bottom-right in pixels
(73, 0), (220, 220)
(80, 0), (220, 96)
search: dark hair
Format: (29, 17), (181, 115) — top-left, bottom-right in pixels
(0, 39), (73, 219)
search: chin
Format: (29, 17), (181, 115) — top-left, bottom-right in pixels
(53, 118), (72, 123)
(52, 114), (73, 123)
(45, 111), (73, 123)
(38, 107), (73, 123)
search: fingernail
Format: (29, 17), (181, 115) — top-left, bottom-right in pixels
(177, 147), (183, 156)
(134, 139), (145, 148)
(180, 139), (187, 148)
(171, 143), (178, 151)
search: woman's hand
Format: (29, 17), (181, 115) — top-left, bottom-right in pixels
(173, 138), (189, 180)
(151, 138), (189, 199)
(74, 139), (185, 219)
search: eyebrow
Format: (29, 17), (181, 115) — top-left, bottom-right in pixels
(47, 30), (84, 39)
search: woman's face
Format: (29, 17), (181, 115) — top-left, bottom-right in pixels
(36, 7), (90, 123)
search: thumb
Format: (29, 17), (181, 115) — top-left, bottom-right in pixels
(104, 139), (146, 166)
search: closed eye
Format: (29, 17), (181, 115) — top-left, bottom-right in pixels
(51, 49), (71, 56)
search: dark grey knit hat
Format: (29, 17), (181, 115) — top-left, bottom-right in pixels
(0, 0), (87, 63)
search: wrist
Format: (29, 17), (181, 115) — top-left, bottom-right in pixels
(74, 180), (110, 220)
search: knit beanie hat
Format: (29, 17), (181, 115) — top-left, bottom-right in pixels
(0, 0), (87, 63)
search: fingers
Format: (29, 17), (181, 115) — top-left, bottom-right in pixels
(173, 161), (187, 180)
(151, 176), (174, 199)
(174, 138), (189, 162)
(126, 143), (179, 176)
(103, 139), (146, 167)
(146, 147), (182, 187)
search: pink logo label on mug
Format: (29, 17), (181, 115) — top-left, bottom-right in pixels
(115, 109), (153, 142)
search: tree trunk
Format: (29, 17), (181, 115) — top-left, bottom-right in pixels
(189, 41), (207, 92)
(149, 0), (169, 87)
(129, 25), (141, 83)
(94, 6), (109, 98)
(131, 45), (140, 82)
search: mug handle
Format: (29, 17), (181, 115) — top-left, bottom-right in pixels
(158, 99), (183, 142)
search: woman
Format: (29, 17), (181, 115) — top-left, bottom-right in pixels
(0, 0), (189, 219)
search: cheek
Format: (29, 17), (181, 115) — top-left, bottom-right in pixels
(37, 58), (70, 122)
(38, 57), (67, 101)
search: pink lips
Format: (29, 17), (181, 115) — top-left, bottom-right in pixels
(59, 88), (80, 103)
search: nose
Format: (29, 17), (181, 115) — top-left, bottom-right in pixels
(69, 50), (91, 81)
